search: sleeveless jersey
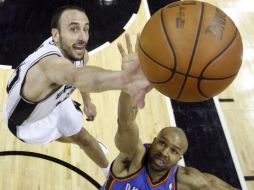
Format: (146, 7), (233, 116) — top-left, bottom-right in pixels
(101, 145), (178, 190)
(4, 37), (84, 135)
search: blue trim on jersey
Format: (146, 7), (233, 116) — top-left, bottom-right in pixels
(101, 144), (177, 190)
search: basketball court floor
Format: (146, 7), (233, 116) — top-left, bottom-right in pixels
(0, 0), (253, 189)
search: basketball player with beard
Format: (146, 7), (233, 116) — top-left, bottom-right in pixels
(3, 5), (149, 173)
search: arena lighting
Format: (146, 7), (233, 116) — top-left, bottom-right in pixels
(98, 0), (116, 6)
(0, 0), (5, 6)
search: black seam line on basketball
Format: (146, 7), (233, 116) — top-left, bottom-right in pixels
(139, 41), (237, 84)
(160, 7), (177, 80)
(0, 151), (102, 189)
(140, 44), (236, 84)
(166, 1), (197, 9)
(176, 2), (205, 100)
(201, 73), (236, 80)
(150, 74), (237, 85)
(138, 7), (179, 84)
(197, 29), (238, 98)
(139, 43), (175, 84)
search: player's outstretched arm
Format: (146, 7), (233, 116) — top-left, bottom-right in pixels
(112, 91), (146, 178)
(40, 55), (125, 92)
(112, 34), (148, 176)
(114, 34), (150, 160)
(39, 36), (150, 108)
(115, 91), (144, 159)
(177, 166), (239, 190)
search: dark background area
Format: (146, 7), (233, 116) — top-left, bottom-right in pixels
(0, 0), (140, 68)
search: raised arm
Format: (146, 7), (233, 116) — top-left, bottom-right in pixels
(177, 166), (239, 190)
(114, 34), (150, 159)
(40, 55), (126, 92)
(115, 92), (144, 159)
(112, 91), (145, 178)
(112, 34), (149, 176)
(39, 37), (149, 108)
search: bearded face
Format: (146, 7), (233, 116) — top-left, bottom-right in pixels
(148, 128), (188, 173)
(53, 9), (89, 61)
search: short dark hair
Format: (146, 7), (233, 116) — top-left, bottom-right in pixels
(51, 5), (86, 30)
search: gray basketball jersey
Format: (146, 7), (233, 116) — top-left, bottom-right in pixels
(4, 37), (84, 132)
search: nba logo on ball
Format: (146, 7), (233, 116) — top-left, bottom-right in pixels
(138, 0), (243, 102)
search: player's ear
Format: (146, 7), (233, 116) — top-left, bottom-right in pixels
(51, 29), (59, 44)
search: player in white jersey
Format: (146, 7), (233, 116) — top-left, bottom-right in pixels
(3, 5), (150, 171)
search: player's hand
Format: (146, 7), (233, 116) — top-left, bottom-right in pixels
(83, 100), (97, 121)
(117, 33), (152, 108)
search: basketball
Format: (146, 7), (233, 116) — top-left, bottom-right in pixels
(138, 1), (243, 102)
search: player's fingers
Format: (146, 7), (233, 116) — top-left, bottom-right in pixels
(125, 33), (133, 54)
(135, 33), (140, 53)
(145, 85), (153, 93)
(135, 89), (146, 109)
(86, 113), (95, 121)
(86, 117), (94, 121)
(90, 108), (97, 118)
(117, 43), (126, 57)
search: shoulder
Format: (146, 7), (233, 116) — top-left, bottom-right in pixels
(177, 166), (208, 189)
(38, 54), (74, 71)
(112, 142), (146, 178)
(178, 165), (202, 176)
(28, 38), (62, 60)
(177, 166), (238, 190)
(177, 166), (207, 181)
(38, 37), (62, 54)
(24, 37), (65, 70)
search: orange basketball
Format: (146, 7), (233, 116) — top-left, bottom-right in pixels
(138, 0), (243, 102)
